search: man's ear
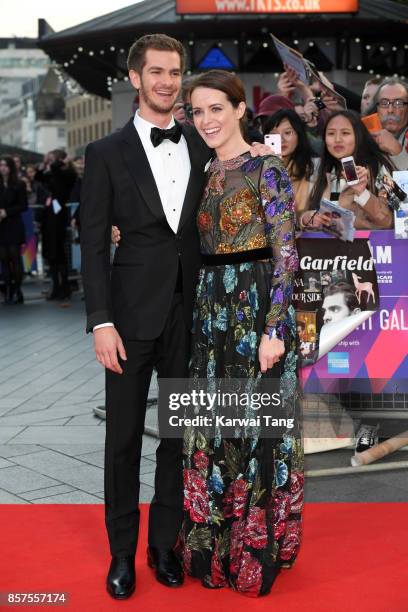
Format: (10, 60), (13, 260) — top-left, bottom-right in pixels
(129, 69), (141, 90)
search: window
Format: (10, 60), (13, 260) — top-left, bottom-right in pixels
(89, 124), (93, 141)
(101, 122), (105, 137)
(83, 101), (87, 117)
(95, 123), (99, 138)
(77, 104), (81, 119)
(72, 106), (76, 121)
(83, 126), (87, 143)
(101, 99), (105, 111)
(72, 131), (76, 147)
(58, 127), (65, 138)
(66, 108), (71, 122)
(77, 129), (81, 145)
(68, 132), (71, 147)
(94, 98), (99, 113)
(107, 120), (112, 134)
(88, 99), (92, 115)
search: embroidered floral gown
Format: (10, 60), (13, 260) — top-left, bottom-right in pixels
(181, 153), (304, 597)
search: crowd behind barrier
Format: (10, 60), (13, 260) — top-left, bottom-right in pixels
(1, 66), (407, 452)
(2, 69), (407, 303)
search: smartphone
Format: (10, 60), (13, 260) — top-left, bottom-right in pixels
(264, 133), (282, 155)
(341, 156), (359, 185)
(312, 94), (326, 111)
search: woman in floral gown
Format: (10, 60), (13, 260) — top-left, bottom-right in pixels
(182, 70), (304, 597)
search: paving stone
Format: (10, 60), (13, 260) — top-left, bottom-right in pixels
(140, 458), (157, 475)
(11, 426), (105, 445)
(12, 450), (103, 493)
(139, 483), (154, 503)
(21, 484), (76, 501)
(42, 444), (104, 456)
(76, 450), (104, 468)
(0, 398), (28, 409)
(140, 472), (155, 488)
(0, 444), (43, 458)
(65, 414), (102, 426)
(0, 489), (28, 503)
(0, 405), (95, 426)
(0, 466), (60, 494)
(32, 491), (102, 504)
(0, 427), (25, 444)
(141, 435), (160, 456)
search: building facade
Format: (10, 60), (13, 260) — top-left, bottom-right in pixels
(65, 93), (112, 156)
(0, 67), (67, 154)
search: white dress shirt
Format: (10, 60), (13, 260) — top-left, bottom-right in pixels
(93, 111), (191, 331)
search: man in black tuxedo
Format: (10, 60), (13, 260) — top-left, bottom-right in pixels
(80, 34), (210, 599)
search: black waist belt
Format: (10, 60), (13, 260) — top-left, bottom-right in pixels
(201, 247), (273, 266)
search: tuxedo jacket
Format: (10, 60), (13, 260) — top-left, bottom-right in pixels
(80, 118), (211, 340)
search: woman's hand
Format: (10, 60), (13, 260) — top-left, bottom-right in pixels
(342, 165), (368, 196)
(302, 98), (319, 126)
(277, 70), (297, 99)
(300, 210), (332, 229)
(111, 225), (121, 245)
(249, 142), (277, 157)
(259, 334), (285, 373)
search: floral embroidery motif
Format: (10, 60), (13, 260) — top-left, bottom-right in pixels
(182, 154), (304, 597)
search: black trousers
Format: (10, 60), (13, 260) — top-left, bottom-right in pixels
(104, 293), (190, 556)
(0, 244), (23, 289)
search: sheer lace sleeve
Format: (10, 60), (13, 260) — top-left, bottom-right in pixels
(259, 157), (299, 339)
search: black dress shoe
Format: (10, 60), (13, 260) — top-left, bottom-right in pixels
(106, 555), (135, 600)
(147, 547), (184, 587)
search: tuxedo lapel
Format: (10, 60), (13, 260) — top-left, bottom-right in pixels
(177, 125), (207, 232)
(119, 119), (166, 223)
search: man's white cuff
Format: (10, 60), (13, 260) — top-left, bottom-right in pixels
(93, 322), (114, 331)
(354, 189), (371, 207)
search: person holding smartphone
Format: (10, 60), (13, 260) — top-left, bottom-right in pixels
(300, 110), (399, 230)
(263, 109), (316, 225)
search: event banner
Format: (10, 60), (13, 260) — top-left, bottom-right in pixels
(296, 230), (408, 393)
(293, 237), (378, 368)
(21, 208), (37, 273)
(176, 0), (359, 14)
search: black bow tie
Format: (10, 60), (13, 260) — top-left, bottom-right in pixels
(150, 123), (182, 147)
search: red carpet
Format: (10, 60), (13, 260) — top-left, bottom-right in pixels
(1, 503), (406, 611)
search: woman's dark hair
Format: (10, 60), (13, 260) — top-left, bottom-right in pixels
(309, 109), (395, 210)
(264, 109), (315, 180)
(189, 69), (247, 137)
(0, 155), (18, 185)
